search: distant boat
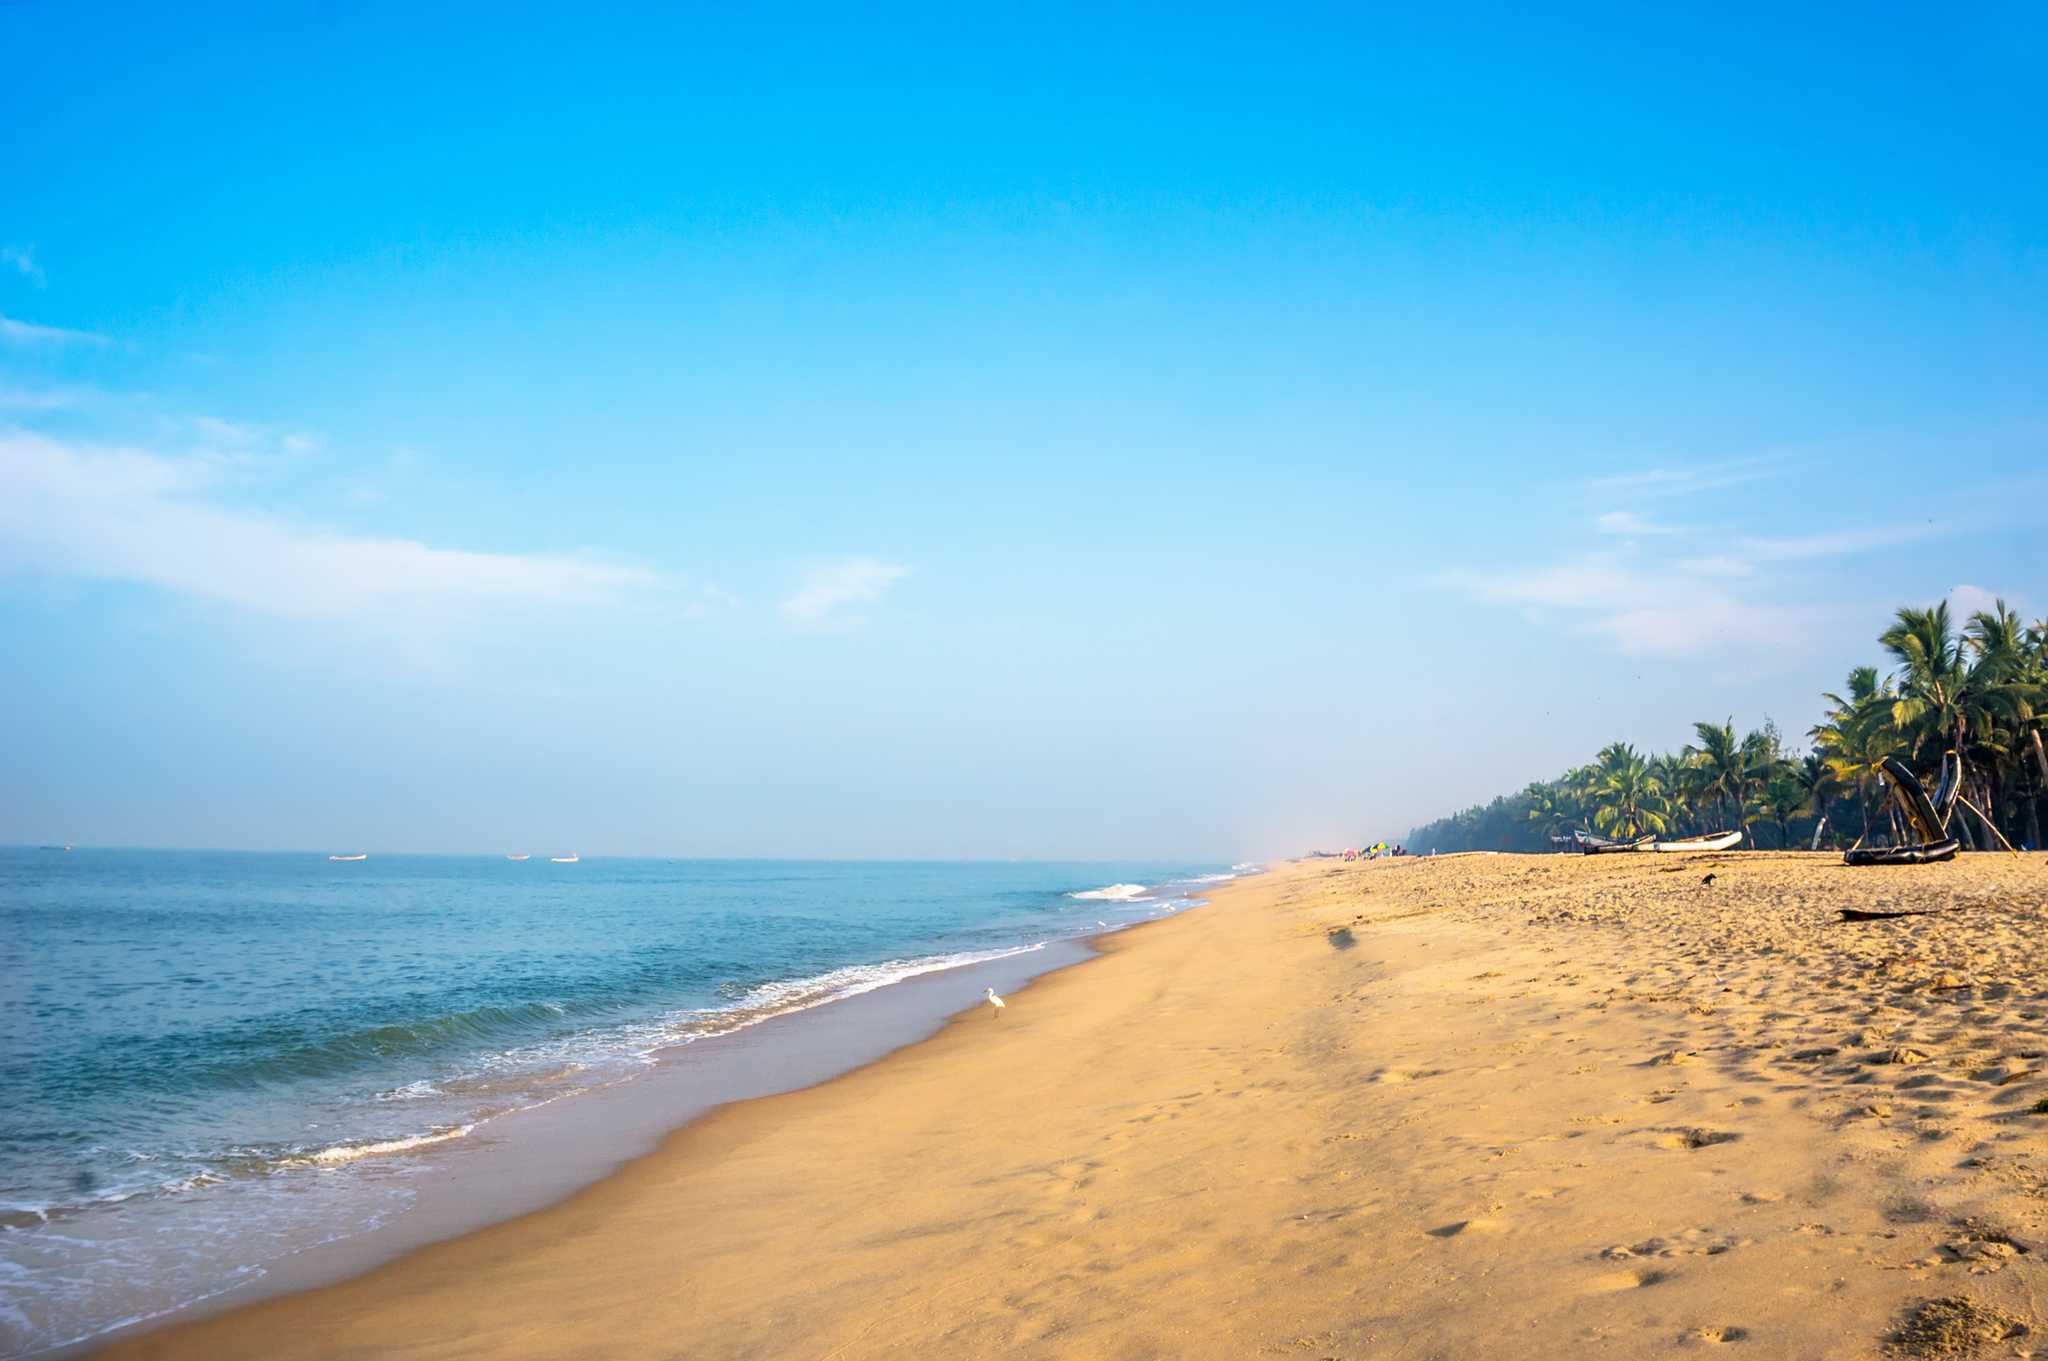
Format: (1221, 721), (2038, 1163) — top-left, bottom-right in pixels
(328, 853), (369, 862)
(38, 844), (72, 852)
(1648, 830), (1742, 853)
(506, 853), (531, 861)
(550, 854), (580, 864)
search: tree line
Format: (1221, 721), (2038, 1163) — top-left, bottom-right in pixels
(1405, 599), (2048, 854)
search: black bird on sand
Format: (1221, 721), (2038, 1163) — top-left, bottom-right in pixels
(1701, 872), (1717, 887)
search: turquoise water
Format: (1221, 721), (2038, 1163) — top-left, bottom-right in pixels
(0, 850), (1245, 1355)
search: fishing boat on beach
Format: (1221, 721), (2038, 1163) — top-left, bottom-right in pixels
(1573, 830), (1652, 854)
(1647, 830), (1742, 852)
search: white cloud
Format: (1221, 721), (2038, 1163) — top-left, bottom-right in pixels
(183, 414), (321, 461)
(1583, 458), (1781, 498)
(1595, 510), (1678, 536)
(0, 313), (108, 347)
(1945, 583), (2005, 620)
(1672, 554), (1754, 578)
(779, 557), (910, 631)
(0, 386), (80, 412)
(0, 428), (667, 620)
(1, 246), (43, 285)
(1736, 524), (1942, 561)
(1452, 498), (1982, 661)
(190, 415), (261, 446)
(1453, 552), (1817, 658)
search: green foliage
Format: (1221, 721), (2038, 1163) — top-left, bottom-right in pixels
(1404, 596), (2048, 855)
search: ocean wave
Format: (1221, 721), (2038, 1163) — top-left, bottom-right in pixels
(708, 945), (1048, 1025)
(286, 1124), (478, 1167)
(1068, 883), (1148, 901)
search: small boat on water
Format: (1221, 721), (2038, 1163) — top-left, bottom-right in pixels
(328, 853), (368, 862)
(1648, 830), (1742, 853)
(506, 853), (530, 861)
(550, 853), (580, 864)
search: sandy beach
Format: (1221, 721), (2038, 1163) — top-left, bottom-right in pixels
(94, 853), (2048, 1361)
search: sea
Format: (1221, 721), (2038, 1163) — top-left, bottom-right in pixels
(0, 850), (1252, 1357)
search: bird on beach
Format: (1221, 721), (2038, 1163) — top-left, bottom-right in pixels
(984, 987), (1006, 1015)
(1701, 872), (1717, 887)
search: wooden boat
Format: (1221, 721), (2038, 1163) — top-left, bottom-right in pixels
(1845, 837), (1959, 866)
(1881, 756), (1947, 844)
(1930, 751), (1962, 829)
(505, 853), (530, 861)
(1843, 760), (1961, 866)
(1647, 830), (1741, 853)
(1575, 830), (1653, 854)
(550, 853), (580, 864)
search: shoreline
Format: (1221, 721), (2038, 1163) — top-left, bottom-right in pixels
(48, 924), (1148, 1359)
(88, 853), (2048, 1360)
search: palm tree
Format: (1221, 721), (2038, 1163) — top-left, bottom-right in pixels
(1760, 766), (1804, 848)
(1885, 602), (2043, 848)
(1684, 719), (1752, 843)
(1794, 751), (1837, 848)
(1811, 666), (1901, 848)
(1522, 782), (1569, 842)
(1592, 743), (1670, 841)
(1960, 600), (2046, 846)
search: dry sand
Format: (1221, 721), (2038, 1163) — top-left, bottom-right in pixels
(96, 853), (2048, 1360)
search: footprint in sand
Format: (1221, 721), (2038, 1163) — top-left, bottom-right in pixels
(1654, 1128), (1742, 1151)
(1680, 1325), (1749, 1345)
(1602, 1230), (1747, 1259)
(1585, 1266), (1674, 1292)
(1371, 1067), (1440, 1084)
(1427, 1216), (1509, 1238)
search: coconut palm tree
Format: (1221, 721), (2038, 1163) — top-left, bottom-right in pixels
(1884, 602), (2043, 847)
(1794, 751), (1837, 848)
(1592, 743), (1670, 841)
(1811, 666), (1901, 848)
(1960, 600), (2047, 845)
(1684, 719), (1752, 843)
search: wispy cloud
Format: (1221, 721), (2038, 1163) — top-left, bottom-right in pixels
(1449, 507), (1962, 660)
(1945, 583), (2028, 621)
(1448, 552), (1818, 658)
(779, 557), (910, 631)
(1735, 523), (1944, 561)
(0, 385), (81, 412)
(182, 414), (322, 461)
(1594, 510), (1679, 536)
(0, 313), (109, 347)
(1583, 458), (1781, 499)
(0, 428), (668, 620)
(1, 246), (44, 286)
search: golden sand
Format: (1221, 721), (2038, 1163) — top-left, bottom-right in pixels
(97, 854), (2048, 1360)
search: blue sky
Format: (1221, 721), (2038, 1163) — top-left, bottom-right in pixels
(2, 3), (2043, 856)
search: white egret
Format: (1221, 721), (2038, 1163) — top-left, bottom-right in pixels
(984, 986), (1006, 1015)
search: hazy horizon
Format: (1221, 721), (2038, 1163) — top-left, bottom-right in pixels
(4, 6), (2043, 858)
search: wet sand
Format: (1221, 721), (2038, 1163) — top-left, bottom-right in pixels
(95, 853), (2048, 1360)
